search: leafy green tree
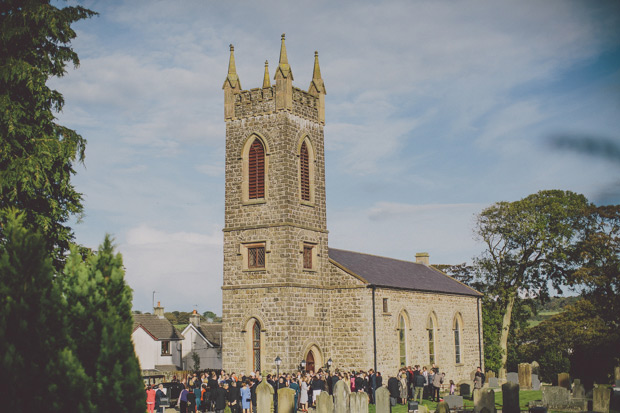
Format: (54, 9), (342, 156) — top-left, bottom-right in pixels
(0, 0), (96, 270)
(62, 236), (145, 412)
(473, 190), (590, 372)
(0, 211), (91, 411)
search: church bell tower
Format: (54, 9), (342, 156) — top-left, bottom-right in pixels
(221, 35), (330, 374)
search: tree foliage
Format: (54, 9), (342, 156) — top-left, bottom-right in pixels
(474, 190), (591, 371)
(0, 0), (96, 269)
(62, 236), (145, 413)
(0, 211), (91, 411)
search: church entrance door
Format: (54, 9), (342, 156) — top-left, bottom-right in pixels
(306, 351), (315, 374)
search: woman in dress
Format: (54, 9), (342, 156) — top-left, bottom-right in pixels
(241, 380), (252, 413)
(299, 376), (309, 412)
(399, 369), (408, 404)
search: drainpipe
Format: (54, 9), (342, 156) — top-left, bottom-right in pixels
(477, 297), (482, 368)
(370, 284), (377, 372)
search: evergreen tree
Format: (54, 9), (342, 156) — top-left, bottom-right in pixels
(0, 211), (91, 412)
(63, 236), (145, 412)
(0, 0), (96, 270)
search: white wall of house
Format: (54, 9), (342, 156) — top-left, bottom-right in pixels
(132, 326), (182, 370)
(181, 326), (222, 370)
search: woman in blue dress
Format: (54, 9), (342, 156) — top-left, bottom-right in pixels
(241, 380), (252, 413)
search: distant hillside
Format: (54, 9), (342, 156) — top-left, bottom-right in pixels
(528, 296), (579, 327)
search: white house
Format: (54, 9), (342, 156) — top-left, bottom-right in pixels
(181, 310), (222, 370)
(132, 303), (184, 371)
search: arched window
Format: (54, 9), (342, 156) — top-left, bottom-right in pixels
(248, 138), (265, 199)
(252, 320), (261, 371)
(399, 314), (407, 367)
(427, 316), (435, 364)
(300, 141), (310, 201)
(454, 314), (463, 364)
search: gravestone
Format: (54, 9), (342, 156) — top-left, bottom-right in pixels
(518, 363), (532, 389)
(498, 368), (506, 381)
(475, 388), (495, 413)
(375, 387), (390, 413)
(488, 378), (499, 388)
(502, 382), (520, 413)
(349, 391), (368, 413)
(506, 372), (519, 385)
(531, 374), (540, 391)
(316, 392), (334, 413)
(458, 381), (472, 397)
(436, 401), (450, 413)
(473, 389), (482, 406)
(485, 371), (495, 383)
(558, 373), (570, 390)
(593, 387), (611, 413)
(257, 380), (275, 413)
(531, 361), (540, 376)
(418, 405), (428, 413)
(278, 388), (296, 413)
(333, 380), (349, 413)
(573, 382), (585, 399)
(615, 366), (620, 382)
(444, 395), (464, 409)
(542, 386), (570, 409)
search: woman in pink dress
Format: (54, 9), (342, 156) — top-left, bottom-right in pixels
(146, 385), (156, 413)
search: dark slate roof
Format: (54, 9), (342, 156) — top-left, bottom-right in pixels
(133, 314), (184, 340)
(329, 248), (482, 297)
(197, 323), (222, 347)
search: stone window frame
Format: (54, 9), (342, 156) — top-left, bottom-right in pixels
(453, 312), (464, 365)
(300, 241), (318, 272)
(243, 316), (266, 374)
(297, 136), (316, 206)
(397, 310), (411, 367)
(427, 311), (438, 365)
(240, 241), (269, 272)
(241, 133), (270, 205)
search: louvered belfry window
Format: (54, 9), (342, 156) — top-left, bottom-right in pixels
(300, 141), (310, 201)
(248, 138), (265, 199)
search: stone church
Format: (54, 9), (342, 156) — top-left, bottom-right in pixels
(221, 35), (483, 382)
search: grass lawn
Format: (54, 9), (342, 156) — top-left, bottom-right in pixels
(368, 390), (542, 412)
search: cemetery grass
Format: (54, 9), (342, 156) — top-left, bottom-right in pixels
(367, 390), (542, 412)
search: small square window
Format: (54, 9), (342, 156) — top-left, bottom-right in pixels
(248, 245), (265, 269)
(161, 340), (170, 356)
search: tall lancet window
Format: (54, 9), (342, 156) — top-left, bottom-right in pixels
(399, 314), (407, 367)
(300, 141), (310, 201)
(428, 316), (435, 364)
(252, 320), (261, 371)
(248, 138), (265, 199)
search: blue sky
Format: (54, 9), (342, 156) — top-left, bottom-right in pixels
(52, 0), (620, 313)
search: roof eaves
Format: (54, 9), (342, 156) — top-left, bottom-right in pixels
(328, 258), (369, 284)
(427, 265), (483, 297)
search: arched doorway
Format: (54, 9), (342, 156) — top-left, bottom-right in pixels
(306, 351), (315, 373)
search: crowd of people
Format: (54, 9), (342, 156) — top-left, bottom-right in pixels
(146, 365), (484, 413)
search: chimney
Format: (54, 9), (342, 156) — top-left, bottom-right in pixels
(190, 309), (201, 327)
(154, 301), (165, 318)
(415, 252), (430, 266)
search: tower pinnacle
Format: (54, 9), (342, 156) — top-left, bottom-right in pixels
(275, 33), (293, 80)
(263, 60), (271, 88)
(308, 51), (326, 124)
(223, 44), (241, 90)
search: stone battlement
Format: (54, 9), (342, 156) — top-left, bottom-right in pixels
(232, 86), (319, 122)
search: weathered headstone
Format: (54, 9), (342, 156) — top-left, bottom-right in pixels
(333, 380), (349, 413)
(572, 381), (585, 399)
(418, 405), (428, 413)
(475, 388), (495, 413)
(485, 371), (495, 382)
(348, 392), (368, 413)
(375, 387), (390, 413)
(488, 378), (499, 388)
(502, 382), (520, 413)
(473, 389), (482, 406)
(458, 381), (472, 397)
(531, 374), (540, 391)
(278, 388), (296, 413)
(615, 366), (620, 382)
(541, 386), (570, 409)
(436, 401), (450, 413)
(531, 361), (540, 376)
(257, 380), (275, 413)
(593, 387), (611, 413)
(498, 368), (506, 381)
(506, 372), (519, 385)
(316, 392), (334, 413)
(444, 395), (464, 409)
(558, 373), (570, 390)
(518, 363), (532, 389)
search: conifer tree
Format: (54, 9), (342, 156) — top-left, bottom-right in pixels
(62, 236), (145, 412)
(0, 211), (92, 412)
